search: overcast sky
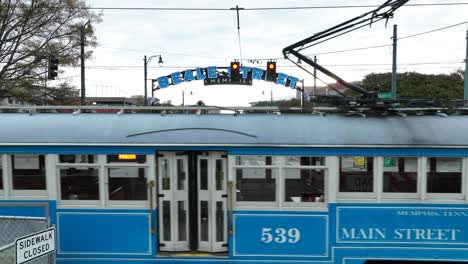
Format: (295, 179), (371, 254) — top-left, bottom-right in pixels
(62, 0), (468, 106)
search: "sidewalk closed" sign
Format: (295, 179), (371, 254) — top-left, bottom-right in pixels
(15, 227), (56, 264)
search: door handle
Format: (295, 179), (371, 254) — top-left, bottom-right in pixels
(228, 181), (234, 235)
(148, 180), (156, 235)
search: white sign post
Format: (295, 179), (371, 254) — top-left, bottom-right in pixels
(15, 227), (56, 264)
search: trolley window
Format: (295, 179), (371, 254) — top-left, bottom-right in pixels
(11, 154), (46, 190)
(235, 155), (277, 166)
(339, 156), (374, 192)
(60, 167), (99, 200)
(107, 154), (146, 164)
(59, 154), (97, 164)
(285, 156), (325, 166)
(236, 168), (278, 202)
(427, 157), (462, 193)
(235, 156), (277, 202)
(108, 167), (148, 200)
(383, 157), (417, 193)
(284, 168), (325, 203)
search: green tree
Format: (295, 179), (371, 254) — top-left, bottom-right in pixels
(347, 71), (464, 105)
(0, 0), (101, 103)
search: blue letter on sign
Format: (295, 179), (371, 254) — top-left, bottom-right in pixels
(288, 76), (299, 89)
(276, 73), (288, 86)
(157, 76), (170, 89)
(252, 68), (264, 80)
(207, 66), (218, 79)
(241, 66), (251, 79)
(196, 68), (206, 80)
(171, 72), (183, 85)
(184, 70), (196, 82)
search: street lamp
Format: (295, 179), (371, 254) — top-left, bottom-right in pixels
(143, 55), (163, 105)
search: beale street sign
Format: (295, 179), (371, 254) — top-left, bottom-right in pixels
(154, 66), (300, 90)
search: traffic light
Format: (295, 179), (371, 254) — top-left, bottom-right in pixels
(265, 61), (276, 82)
(48, 56), (58, 80)
(230, 61), (240, 82)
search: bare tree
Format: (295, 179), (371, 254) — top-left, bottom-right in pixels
(0, 0), (101, 103)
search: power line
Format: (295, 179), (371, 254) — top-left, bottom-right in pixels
(243, 3), (468, 10)
(76, 60), (462, 70)
(99, 47), (226, 60)
(70, 3), (468, 11)
(399, 20), (468, 39)
(303, 20), (468, 56)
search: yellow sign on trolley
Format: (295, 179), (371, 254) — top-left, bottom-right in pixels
(118, 154), (137, 160)
(354, 156), (366, 168)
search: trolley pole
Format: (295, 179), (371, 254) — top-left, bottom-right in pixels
(391, 24), (398, 99)
(464, 28), (468, 103)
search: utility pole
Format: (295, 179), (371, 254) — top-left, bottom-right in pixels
(301, 80), (305, 110)
(80, 25), (85, 105)
(313, 56), (317, 98)
(230, 5), (245, 63)
(464, 28), (468, 103)
(391, 24), (398, 99)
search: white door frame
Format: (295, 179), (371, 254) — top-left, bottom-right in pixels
(157, 152), (190, 252)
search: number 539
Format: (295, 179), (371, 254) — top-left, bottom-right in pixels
(260, 227), (300, 244)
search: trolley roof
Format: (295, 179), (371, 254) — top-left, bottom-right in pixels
(0, 112), (466, 147)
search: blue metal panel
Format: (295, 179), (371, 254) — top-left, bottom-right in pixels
(57, 212), (152, 255)
(0, 200), (55, 220)
(233, 213), (328, 258)
(3, 145), (468, 157)
(336, 205), (468, 245)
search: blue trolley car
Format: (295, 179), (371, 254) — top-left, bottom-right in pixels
(1, 106), (468, 264)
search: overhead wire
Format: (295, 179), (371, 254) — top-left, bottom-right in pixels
(302, 20), (468, 57)
(58, 3), (468, 11)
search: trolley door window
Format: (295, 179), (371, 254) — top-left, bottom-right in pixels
(235, 156), (278, 202)
(108, 167), (147, 200)
(427, 157), (462, 193)
(383, 157), (417, 193)
(11, 154), (46, 190)
(339, 156), (374, 192)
